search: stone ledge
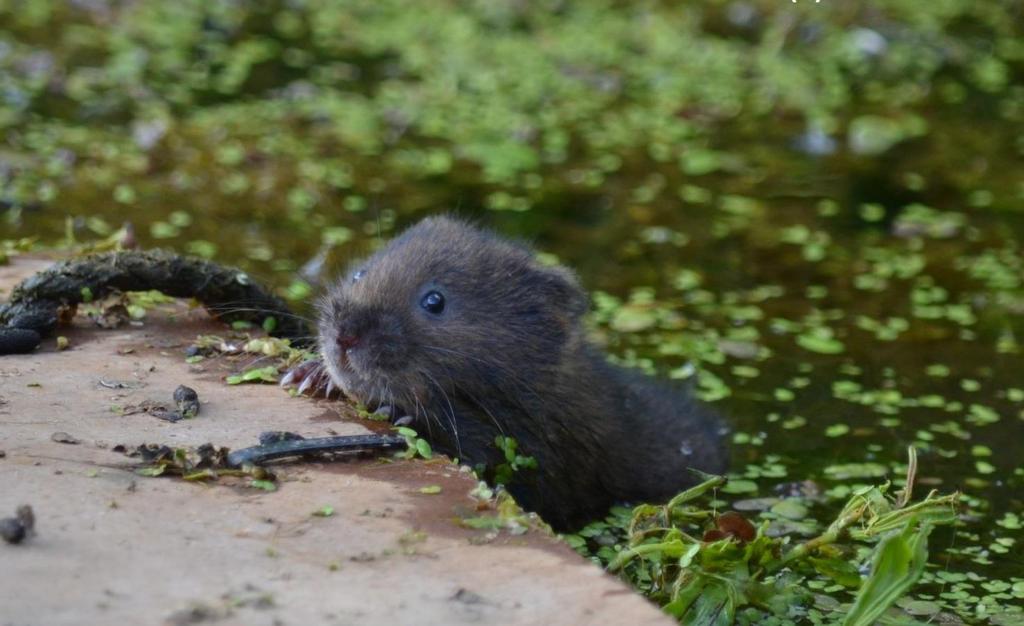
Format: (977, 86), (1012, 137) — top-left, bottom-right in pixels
(0, 255), (671, 626)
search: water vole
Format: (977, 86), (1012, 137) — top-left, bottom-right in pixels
(289, 216), (728, 530)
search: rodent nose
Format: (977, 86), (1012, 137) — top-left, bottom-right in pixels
(337, 334), (360, 353)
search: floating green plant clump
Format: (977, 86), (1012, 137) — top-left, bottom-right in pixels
(571, 450), (966, 625)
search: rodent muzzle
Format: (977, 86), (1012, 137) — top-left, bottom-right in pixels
(324, 306), (407, 376)
(327, 311), (373, 361)
(335, 334), (359, 355)
(316, 303), (423, 412)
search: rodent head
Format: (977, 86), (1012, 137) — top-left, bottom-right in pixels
(318, 216), (588, 422)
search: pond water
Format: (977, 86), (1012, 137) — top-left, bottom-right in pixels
(2, 1), (1022, 621)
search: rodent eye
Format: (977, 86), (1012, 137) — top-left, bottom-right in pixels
(352, 269), (366, 283)
(420, 291), (445, 315)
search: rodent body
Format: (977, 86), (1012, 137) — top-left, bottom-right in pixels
(314, 216), (727, 530)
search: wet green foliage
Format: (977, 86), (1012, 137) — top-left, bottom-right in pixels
(395, 426), (433, 460)
(225, 364), (279, 385)
(3, 0), (1024, 622)
(493, 435), (539, 485)
(574, 456), (960, 624)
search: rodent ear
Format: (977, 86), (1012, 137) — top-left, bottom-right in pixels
(537, 264), (588, 321)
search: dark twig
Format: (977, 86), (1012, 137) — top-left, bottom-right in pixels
(226, 434), (406, 468)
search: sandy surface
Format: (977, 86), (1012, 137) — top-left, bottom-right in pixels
(0, 255), (671, 626)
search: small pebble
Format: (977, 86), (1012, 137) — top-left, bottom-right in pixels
(0, 505), (35, 545)
(173, 385), (200, 418)
(0, 518), (26, 544)
(51, 432), (80, 445)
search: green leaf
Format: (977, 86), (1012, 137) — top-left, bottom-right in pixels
(664, 575), (707, 618)
(608, 539), (692, 572)
(796, 328), (845, 354)
(842, 520), (933, 626)
(227, 365), (280, 385)
(809, 557), (862, 588)
(721, 479), (758, 495)
(262, 316), (278, 333)
(415, 438), (433, 459)
(677, 542), (701, 569)
(770, 498), (809, 520)
(682, 579), (735, 626)
(610, 305), (657, 332)
(666, 474), (728, 507)
(461, 516), (505, 530)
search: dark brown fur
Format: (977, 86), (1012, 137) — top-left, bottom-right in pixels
(315, 216), (727, 530)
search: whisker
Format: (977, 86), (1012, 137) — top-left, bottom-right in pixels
(420, 344), (546, 409)
(419, 368), (461, 457)
(203, 304), (317, 326)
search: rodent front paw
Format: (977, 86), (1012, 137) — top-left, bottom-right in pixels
(280, 359), (340, 399)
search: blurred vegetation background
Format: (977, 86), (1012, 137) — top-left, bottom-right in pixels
(2, 0), (1022, 272)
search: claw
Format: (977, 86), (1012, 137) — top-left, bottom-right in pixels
(280, 358), (340, 399)
(393, 415), (413, 427)
(279, 368), (297, 387)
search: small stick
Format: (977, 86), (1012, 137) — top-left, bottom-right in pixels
(226, 434), (406, 468)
